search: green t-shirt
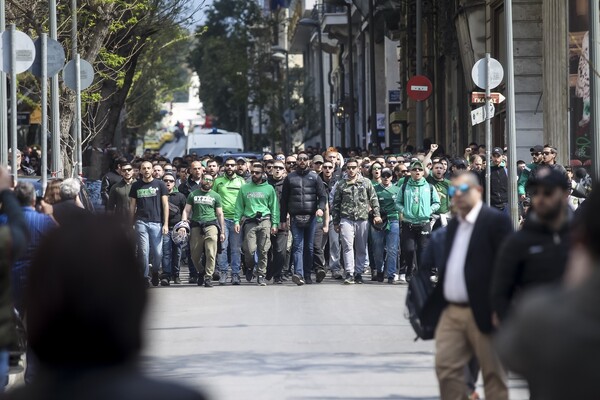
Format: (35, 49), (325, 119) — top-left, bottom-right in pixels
(375, 183), (401, 220)
(187, 189), (222, 222)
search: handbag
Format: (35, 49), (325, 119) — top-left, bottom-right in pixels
(293, 214), (312, 228)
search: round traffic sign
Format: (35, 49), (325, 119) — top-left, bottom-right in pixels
(471, 57), (504, 90)
(407, 75), (433, 101)
(0, 30), (36, 74)
(63, 58), (95, 90)
(30, 37), (66, 78)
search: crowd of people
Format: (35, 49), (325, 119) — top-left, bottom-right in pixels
(0, 139), (596, 398)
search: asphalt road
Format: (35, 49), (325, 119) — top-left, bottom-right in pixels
(141, 277), (530, 400)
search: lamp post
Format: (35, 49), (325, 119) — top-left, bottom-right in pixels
(298, 17), (327, 151)
(271, 45), (290, 153)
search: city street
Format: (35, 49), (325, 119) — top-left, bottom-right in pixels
(142, 278), (529, 400)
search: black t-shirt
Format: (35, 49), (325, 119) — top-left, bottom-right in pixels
(129, 179), (168, 223)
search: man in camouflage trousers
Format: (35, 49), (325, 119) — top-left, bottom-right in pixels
(332, 158), (381, 285)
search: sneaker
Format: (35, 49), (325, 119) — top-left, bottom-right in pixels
(212, 272), (220, 281)
(273, 276), (284, 284)
(204, 277), (213, 288)
(332, 270), (343, 280)
(316, 269), (326, 283)
(370, 273), (378, 281)
(292, 274), (305, 286)
(173, 276), (181, 284)
(219, 272), (228, 285)
(189, 276), (198, 284)
(398, 274), (407, 284)
(354, 274), (363, 284)
(160, 278), (170, 286)
(232, 274), (240, 285)
(304, 276), (313, 284)
(377, 271), (385, 282)
(343, 273), (355, 285)
(245, 268), (254, 282)
(257, 276), (267, 286)
(430, 275), (438, 283)
(151, 272), (159, 287)
(387, 277), (395, 284)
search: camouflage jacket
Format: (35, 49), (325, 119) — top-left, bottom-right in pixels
(332, 176), (380, 224)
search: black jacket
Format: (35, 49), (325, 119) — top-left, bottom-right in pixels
(268, 176), (285, 206)
(421, 205), (513, 334)
(177, 176), (200, 198)
(280, 168), (327, 221)
(166, 191), (187, 228)
(491, 212), (570, 321)
(101, 170), (122, 205)
(481, 165), (508, 208)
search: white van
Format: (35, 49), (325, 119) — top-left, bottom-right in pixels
(186, 128), (244, 156)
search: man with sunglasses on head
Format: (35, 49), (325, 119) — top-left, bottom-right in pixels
(234, 163), (279, 286)
(332, 158), (382, 284)
(492, 167), (571, 324)
(280, 151), (328, 285)
(420, 171), (512, 400)
(518, 145), (545, 201)
(395, 160), (440, 284)
(266, 160), (289, 284)
(212, 157), (246, 285)
(160, 172), (187, 286)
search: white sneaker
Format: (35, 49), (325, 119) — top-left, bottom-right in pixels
(430, 275), (438, 283)
(398, 274), (407, 284)
(393, 273), (399, 282)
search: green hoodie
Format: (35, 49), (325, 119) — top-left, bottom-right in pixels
(234, 180), (279, 227)
(213, 174), (246, 219)
(395, 177), (440, 224)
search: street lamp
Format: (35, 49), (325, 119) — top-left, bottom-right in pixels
(271, 45), (290, 153)
(298, 17), (327, 151)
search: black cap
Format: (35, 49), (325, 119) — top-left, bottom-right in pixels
(381, 168), (393, 178)
(492, 147), (503, 155)
(453, 158), (467, 167)
(527, 166), (570, 191)
(530, 145), (543, 153)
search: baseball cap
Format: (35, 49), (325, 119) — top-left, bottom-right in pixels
(526, 166), (570, 191)
(312, 155), (324, 164)
(529, 145), (543, 153)
(236, 157), (247, 163)
(381, 168), (393, 178)
(453, 158), (468, 168)
(163, 172), (176, 180)
(492, 147), (503, 155)
(410, 160), (424, 170)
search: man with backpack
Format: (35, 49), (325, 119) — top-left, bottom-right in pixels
(395, 160), (440, 284)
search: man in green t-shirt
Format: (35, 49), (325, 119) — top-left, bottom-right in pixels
(181, 174), (225, 288)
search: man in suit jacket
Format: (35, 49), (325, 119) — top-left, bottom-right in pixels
(423, 171), (513, 400)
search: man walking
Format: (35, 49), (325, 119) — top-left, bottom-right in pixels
(427, 159), (451, 230)
(178, 160), (203, 283)
(234, 163), (279, 286)
(107, 160), (135, 219)
(320, 159), (341, 279)
(422, 172), (512, 400)
(267, 160), (289, 284)
(518, 145), (544, 200)
(280, 151), (328, 285)
(161, 172), (187, 286)
(129, 160), (169, 287)
(213, 157), (246, 285)
(181, 174), (225, 288)
(395, 160), (440, 283)
(481, 147), (509, 213)
(332, 158), (381, 284)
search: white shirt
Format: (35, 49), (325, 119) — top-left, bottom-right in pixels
(443, 200), (483, 303)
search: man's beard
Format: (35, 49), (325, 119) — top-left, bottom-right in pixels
(252, 175), (262, 184)
(536, 200), (563, 222)
(226, 170), (235, 177)
(201, 184), (212, 191)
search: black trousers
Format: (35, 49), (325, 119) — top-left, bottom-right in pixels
(400, 221), (431, 277)
(313, 221), (328, 273)
(267, 230), (288, 280)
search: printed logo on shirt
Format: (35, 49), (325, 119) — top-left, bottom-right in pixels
(193, 195), (216, 206)
(247, 191), (266, 199)
(137, 187), (159, 198)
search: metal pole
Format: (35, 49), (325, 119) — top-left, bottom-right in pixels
(317, 27), (326, 150)
(284, 52), (290, 154)
(416, 0), (423, 150)
(347, 3), (356, 148)
(75, 53), (82, 177)
(0, 0), (7, 167)
(9, 24), (17, 182)
(71, 0), (77, 56)
(41, 33), (48, 193)
(590, 0), (600, 182)
(505, 0), (519, 229)
(50, 0), (61, 177)
(368, 0), (378, 153)
(485, 52), (491, 206)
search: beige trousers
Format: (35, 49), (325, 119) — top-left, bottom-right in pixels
(435, 305), (508, 400)
(190, 225), (218, 280)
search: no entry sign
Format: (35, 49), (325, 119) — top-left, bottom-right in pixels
(407, 75), (433, 101)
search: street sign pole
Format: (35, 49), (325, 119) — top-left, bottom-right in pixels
(0, 0), (6, 168)
(9, 24), (17, 182)
(485, 53), (491, 206)
(41, 33), (48, 193)
(416, 0), (423, 149)
(50, 0), (61, 178)
(75, 53), (82, 177)
(505, 0), (519, 229)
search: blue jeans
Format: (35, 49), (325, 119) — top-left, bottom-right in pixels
(162, 231), (182, 277)
(217, 218), (241, 275)
(371, 220), (400, 278)
(290, 215), (317, 277)
(135, 220), (163, 279)
(0, 349), (7, 391)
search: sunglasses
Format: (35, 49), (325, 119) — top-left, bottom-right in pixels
(542, 151), (553, 156)
(297, 156), (309, 161)
(286, 162), (296, 165)
(448, 183), (471, 197)
(251, 171), (263, 175)
(163, 179), (175, 183)
(225, 163), (236, 167)
(531, 152), (541, 156)
(411, 168), (423, 172)
(531, 187), (555, 197)
(322, 166), (334, 170)
(202, 178), (214, 182)
(382, 174), (392, 179)
(388, 161), (398, 164)
(372, 167), (382, 171)
(347, 165), (358, 170)
(273, 166), (285, 170)
(400, 169), (409, 174)
(265, 165), (273, 169)
(122, 168), (132, 172)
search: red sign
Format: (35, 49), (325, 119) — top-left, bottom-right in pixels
(407, 75), (433, 101)
(471, 92), (506, 104)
